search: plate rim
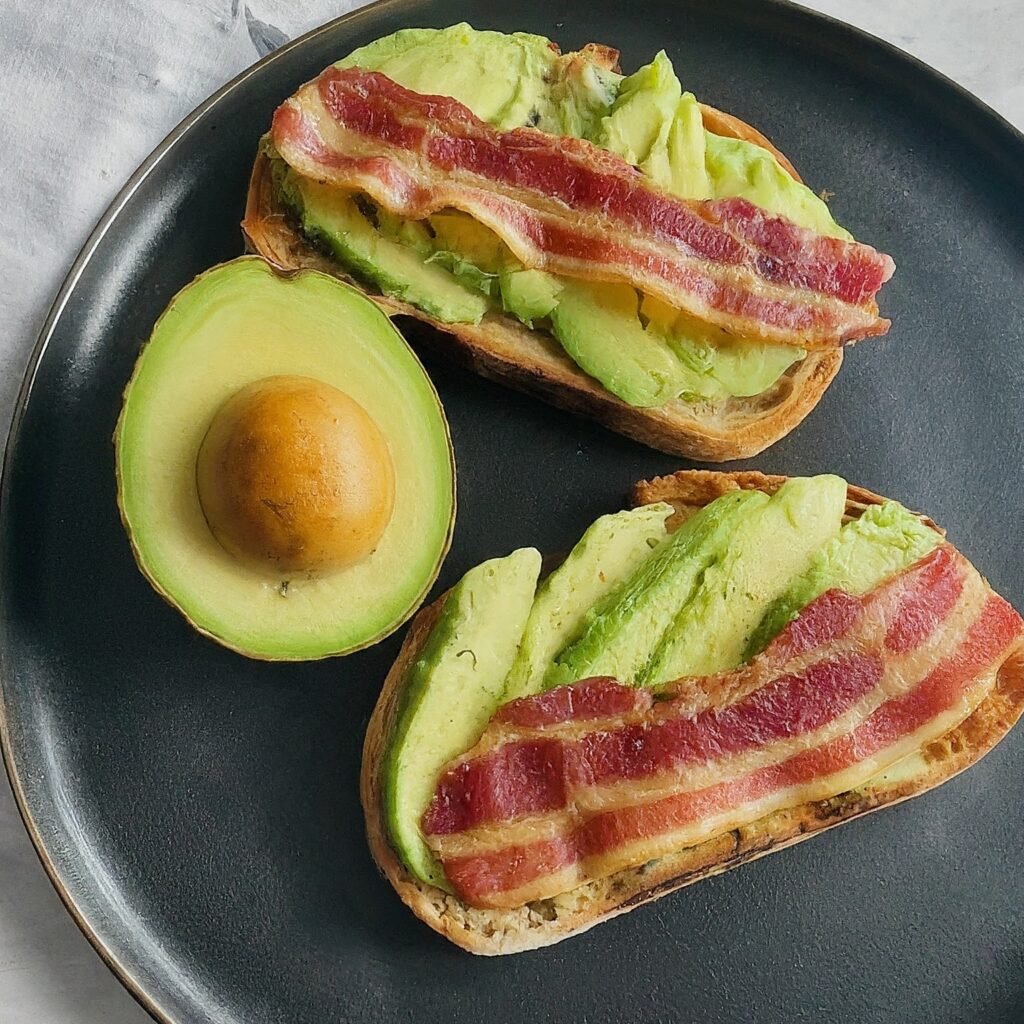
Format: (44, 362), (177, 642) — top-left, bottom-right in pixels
(2, 2), (1023, 1022)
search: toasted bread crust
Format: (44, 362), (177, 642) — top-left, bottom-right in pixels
(242, 105), (844, 463)
(360, 470), (1024, 954)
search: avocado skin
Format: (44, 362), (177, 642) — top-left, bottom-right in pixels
(276, 164), (490, 325)
(503, 504), (674, 701)
(383, 548), (542, 887)
(547, 489), (764, 687)
(642, 475), (847, 683)
(746, 500), (943, 658)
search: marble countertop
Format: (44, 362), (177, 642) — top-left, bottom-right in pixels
(2, 2), (1022, 1021)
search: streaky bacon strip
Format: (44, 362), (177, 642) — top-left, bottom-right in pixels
(425, 652), (884, 837)
(494, 677), (652, 728)
(317, 71), (892, 307)
(271, 68), (895, 349)
(884, 542), (964, 652)
(422, 546), (1023, 908)
(751, 587), (864, 664)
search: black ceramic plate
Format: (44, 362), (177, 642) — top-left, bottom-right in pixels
(4, 1), (1024, 1021)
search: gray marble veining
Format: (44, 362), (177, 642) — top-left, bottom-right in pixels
(1, 3), (1022, 1021)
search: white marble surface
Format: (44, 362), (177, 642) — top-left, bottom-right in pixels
(1, 2), (1022, 1021)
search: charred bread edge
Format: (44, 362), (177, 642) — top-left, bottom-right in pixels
(360, 469), (1024, 955)
(242, 105), (844, 463)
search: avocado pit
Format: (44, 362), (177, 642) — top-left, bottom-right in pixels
(196, 374), (396, 575)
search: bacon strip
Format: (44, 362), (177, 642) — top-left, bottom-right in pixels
(494, 677), (651, 728)
(421, 546), (1022, 908)
(272, 68), (895, 349)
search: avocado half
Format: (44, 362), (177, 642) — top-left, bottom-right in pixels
(115, 256), (455, 660)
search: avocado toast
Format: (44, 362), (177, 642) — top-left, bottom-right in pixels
(361, 471), (1024, 953)
(244, 25), (893, 462)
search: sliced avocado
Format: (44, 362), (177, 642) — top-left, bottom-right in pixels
(596, 52), (713, 198)
(643, 476), (847, 683)
(549, 279), (702, 407)
(746, 500), (942, 658)
(115, 257), (455, 660)
(338, 24), (562, 130)
(503, 504), (674, 701)
(699, 337), (805, 398)
(499, 268), (564, 327)
(384, 548), (542, 886)
(655, 91), (714, 198)
(590, 49), (847, 238)
(549, 280), (798, 407)
(596, 51), (681, 169)
(427, 212), (506, 274)
(640, 294), (804, 401)
(547, 490), (764, 687)
(276, 166), (489, 324)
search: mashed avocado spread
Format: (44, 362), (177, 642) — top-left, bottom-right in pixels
(273, 24), (854, 407)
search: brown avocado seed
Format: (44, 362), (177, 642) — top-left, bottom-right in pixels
(196, 375), (396, 574)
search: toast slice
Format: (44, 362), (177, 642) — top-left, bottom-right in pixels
(360, 470), (1024, 954)
(242, 108), (843, 463)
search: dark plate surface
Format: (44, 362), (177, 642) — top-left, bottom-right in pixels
(3, 1), (1024, 1021)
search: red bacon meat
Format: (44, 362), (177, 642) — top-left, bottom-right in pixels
(271, 67), (895, 350)
(422, 546), (1023, 909)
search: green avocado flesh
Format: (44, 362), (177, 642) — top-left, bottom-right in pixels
(642, 476), (846, 683)
(384, 548), (542, 885)
(502, 504), (674, 701)
(499, 267), (564, 327)
(550, 280), (697, 408)
(546, 489), (764, 688)
(272, 25), (864, 409)
(387, 476), (942, 885)
(115, 257), (455, 660)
